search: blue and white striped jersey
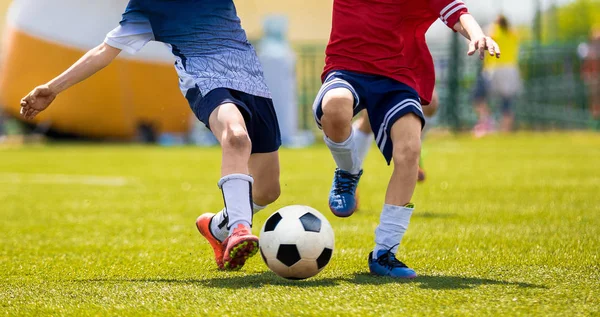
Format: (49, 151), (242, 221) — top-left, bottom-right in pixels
(105, 0), (271, 100)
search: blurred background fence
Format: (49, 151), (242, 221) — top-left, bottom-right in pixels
(1, 0), (599, 144)
(294, 38), (598, 132)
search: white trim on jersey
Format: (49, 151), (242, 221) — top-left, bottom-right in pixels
(443, 4), (468, 22)
(439, 0), (466, 25)
(104, 22), (154, 55)
(440, 0), (464, 17)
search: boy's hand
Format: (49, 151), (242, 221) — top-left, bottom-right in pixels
(468, 36), (501, 60)
(20, 85), (57, 120)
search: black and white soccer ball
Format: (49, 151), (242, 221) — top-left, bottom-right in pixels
(259, 205), (334, 280)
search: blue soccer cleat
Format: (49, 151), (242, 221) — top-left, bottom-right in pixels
(329, 168), (363, 217)
(368, 249), (417, 279)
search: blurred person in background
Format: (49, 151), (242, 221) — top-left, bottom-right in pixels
(473, 14), (521, 136)
(580, 28), (600, 122)
(19, 0), (283, 272)
(258, 15), (306, 147)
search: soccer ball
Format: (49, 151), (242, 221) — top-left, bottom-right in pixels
(259, 205), (335, 280)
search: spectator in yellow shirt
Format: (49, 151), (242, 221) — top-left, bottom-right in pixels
(473, 15), (522, 136)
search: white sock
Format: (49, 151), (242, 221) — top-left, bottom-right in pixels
(253, 202), (267, 214)
(217, 174), (254, 235)
(210, 203), (267, 242)
(324, 129), (362, 174)
(209, 208), (228, 242)
(373, 204), (414, 259)
(352, 124), (373, 164)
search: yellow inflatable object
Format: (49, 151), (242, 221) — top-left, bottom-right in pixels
(0, 0), (189, 139)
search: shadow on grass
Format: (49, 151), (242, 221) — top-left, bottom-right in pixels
(349, 273), (546, 290)
(413, 211), (456, 219)
(78, 272), (341, 288)
(77, 272), (545, 290)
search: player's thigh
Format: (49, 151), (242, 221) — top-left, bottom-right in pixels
(208, 102), (248, 144)
(249, 151), (281, 202)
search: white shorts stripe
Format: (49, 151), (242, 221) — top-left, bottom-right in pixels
(375, 99), (422, 145)
(312, 79), (352, 126)
(312, 77), (360, 127)
(375, 100), (423, 152)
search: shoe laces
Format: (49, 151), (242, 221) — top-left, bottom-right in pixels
(376, 245), (408, 269)
(333, 169), (361, 195)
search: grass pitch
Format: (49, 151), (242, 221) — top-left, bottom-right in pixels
(0, 132), (599, 316)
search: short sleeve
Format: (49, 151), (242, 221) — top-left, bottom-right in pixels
(104, 21), (154, 54)
(429, 0), (469, 29)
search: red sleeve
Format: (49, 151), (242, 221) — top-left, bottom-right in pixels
(429, 0), (469, 29)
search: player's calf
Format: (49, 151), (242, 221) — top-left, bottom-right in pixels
(250, 152), (281, 207)
(385, 114), (422, 206)
(254, 187), (280, 208)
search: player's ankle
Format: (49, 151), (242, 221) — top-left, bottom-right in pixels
(229, 221), (251, 233)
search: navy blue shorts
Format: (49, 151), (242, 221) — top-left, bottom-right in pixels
(187, 88), (281, 154)
(313, 70), (425, 164)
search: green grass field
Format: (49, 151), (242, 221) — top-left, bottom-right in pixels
(1, 132), (599, 316)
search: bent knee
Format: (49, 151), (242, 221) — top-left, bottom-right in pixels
(222, 124), (251, 151)
(322, 89), (354, 119)
(392, 139), (421, 166)
(323, 88), (354, 107)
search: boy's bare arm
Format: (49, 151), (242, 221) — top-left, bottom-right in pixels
(453, 14), (501, 60)
(20, 43), (122, 120)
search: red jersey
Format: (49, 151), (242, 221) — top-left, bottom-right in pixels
(323, 0), (469, 104)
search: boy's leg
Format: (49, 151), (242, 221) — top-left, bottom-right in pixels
(369, 104), (423, 279)
(418, 89), (440, 182)
(248, 152), (281, 208)
(353, 110), (374, 164)
(352, 111), (373, 211)
(500, 97), (514, 132)
(199, 102), (258, 271)
(197, 91), (281, 270)
(202, 152), (280, 254)
(319, 87), (364, 217)
(383, 113), (422, 206)
(473, 75), (495, 137)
